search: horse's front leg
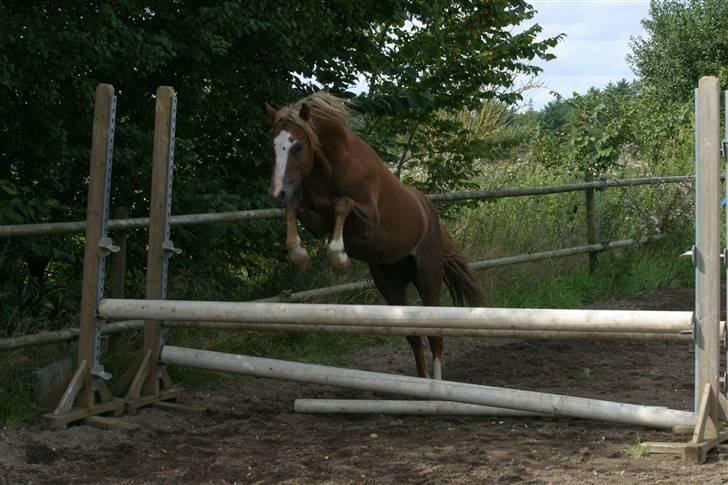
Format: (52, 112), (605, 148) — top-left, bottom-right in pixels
(328, 197), (355, 272)
(286, 197), (311, 271)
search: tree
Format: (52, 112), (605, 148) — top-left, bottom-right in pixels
(352, 0), (561, 192)
(531, 82), (638, 178)
(0, 1), (560, 329)
(629, 0), (728, 102)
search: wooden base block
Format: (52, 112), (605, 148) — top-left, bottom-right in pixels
(644, 439), (719, 464)
(152, 400), (206, 414)
(82, 415), (141, 431)
(672, 424), (695, 435)
(43, 398), (126, 430)
(126, 387), (183, 415)
(685, 439), (717, 464)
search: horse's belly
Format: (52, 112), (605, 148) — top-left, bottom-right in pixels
(343, 230), (415, 264)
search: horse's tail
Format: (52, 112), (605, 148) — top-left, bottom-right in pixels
(440, 226), (485, 307)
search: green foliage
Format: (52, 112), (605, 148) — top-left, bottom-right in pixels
(0, 1), (560, 337)
(629, 0), (728, 102)
(352, 0), (562, 192)
(625, 434), (648, 458)
(531, 81), (638, 178)
(0, 364), (35, 425)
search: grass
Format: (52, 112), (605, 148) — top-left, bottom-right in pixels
(625, 434), (649, 458)
(0, 364), (36, 425)
(0, 344), (71, 425)
(467, 234), (692, 311)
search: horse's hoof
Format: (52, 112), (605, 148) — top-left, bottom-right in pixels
(329, 251), (350, 273)
(289, 246), (311, 272)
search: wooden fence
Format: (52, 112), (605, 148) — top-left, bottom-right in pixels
(0, 175), (690, 351)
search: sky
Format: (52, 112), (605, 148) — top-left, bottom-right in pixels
(524, 0), (651, 110)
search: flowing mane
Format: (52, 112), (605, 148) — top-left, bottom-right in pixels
(275, 92), (353, 152)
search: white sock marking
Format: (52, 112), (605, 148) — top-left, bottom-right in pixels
(433, 357), (442, 380)
(328, 238), (344, 253)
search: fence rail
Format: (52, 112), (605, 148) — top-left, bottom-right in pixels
(0, 235), (666, 351)
(256, 235), (664, 303)
(0, 175), (691, 351)
(0, 176), (692, 238)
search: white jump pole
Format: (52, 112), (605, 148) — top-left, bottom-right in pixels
(294, 399), (544, 417)
(161, 345), (694, 429)
(159, 321), (694, 341)
(100, 299), (692, 334)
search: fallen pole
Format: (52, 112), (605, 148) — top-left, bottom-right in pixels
(99, 299), (693, 334)
(162, 321), (693, 341)
(294, 399), (544, 416)
(161, 345), (695, 429)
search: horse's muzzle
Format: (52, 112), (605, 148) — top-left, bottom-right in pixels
(270, 189), (290, 208)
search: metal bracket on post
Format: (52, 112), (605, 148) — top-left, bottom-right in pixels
(90, 92), (117, 391)
(679, 246), (725, 265)
(680, 245), (697, 266)
(162, 240), (182, 258)
(98, 237), (120, 256)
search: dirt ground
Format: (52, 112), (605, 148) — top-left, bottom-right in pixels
(2, 287), (728, 484)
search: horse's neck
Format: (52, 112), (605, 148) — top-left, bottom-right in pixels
(312, 117), (351, 166)
(301, 116), (350, 194)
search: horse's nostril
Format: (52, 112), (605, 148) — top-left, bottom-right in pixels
(278, 190), (287, 201)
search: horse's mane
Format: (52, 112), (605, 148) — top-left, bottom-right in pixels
(276, 92), (352, 152)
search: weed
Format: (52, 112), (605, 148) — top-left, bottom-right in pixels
(625, 434), (648, 458)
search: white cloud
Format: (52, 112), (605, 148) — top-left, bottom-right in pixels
(523, 1), (651, 109)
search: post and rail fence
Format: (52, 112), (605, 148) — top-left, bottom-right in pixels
(1, 175), (689, 350)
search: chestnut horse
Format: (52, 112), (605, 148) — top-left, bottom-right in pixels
(265, 92), (482, 379)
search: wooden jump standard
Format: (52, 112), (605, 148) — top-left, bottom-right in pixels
(46, 78), (727, 464)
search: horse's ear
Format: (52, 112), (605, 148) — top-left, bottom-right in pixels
(299, 103), (310, 122)
(264, 103), (278, 121)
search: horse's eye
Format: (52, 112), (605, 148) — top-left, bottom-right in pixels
(291, 144), (303, 155)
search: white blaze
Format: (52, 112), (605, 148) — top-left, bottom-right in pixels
(272, 130), (295, 195)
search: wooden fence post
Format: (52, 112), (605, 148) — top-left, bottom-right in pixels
(585, 171), (598, 273)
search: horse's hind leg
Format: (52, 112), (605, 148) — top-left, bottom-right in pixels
(412, 227), (445, 380)
(370, 262), (429, 379)
(408, 336), (430, 379)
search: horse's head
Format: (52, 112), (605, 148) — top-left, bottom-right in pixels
(265, 102), (317, 208)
